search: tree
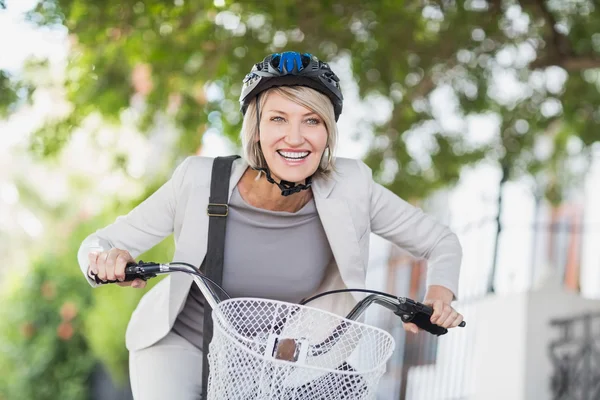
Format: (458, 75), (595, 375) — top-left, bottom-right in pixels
(5, 0), (600, 200)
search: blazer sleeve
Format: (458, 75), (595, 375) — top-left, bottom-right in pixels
(359, 161), (463, 299)
(77, 157), (193, 287)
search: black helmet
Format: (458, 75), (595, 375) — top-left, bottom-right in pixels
(239, 51), (343, 121)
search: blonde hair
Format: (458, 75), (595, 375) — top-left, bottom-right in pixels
(240, 86), (337, 178)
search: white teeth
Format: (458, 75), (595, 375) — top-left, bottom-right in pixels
(278, 151), (309, 159)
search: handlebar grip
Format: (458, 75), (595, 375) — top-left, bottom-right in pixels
(420, 303), (467, 328)
(89, 262), (140, 285)
(410, 311), (449, 336)
(396, 298), (467, 336)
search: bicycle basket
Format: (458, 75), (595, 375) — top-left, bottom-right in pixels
(206, 298), (395, 400)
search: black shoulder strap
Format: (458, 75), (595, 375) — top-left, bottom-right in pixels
(201, 155), (240, 399)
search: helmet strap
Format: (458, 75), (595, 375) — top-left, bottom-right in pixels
(255, 167), (313, 197)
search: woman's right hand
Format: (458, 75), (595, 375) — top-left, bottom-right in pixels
(87, 248), (147, 288)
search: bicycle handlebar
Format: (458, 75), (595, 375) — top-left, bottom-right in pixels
(90, 260), (227, 310)
(89, 260), (466, 337)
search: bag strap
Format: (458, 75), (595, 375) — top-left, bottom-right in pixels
(201, 155), (240, 399)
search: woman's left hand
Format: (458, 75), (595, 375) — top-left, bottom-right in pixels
(403, 285), (463, 334)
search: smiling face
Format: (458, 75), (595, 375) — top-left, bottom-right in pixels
(258, 91), (329, 184)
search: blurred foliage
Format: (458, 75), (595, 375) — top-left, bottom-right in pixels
(0, 71), (18, 117)
(6, 0), (599, 201)
(0, 70), (34, 118)
(0, 182), (175, 397)
(0, 253), (95, 399)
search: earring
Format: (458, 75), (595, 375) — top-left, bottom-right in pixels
(321, 146), (332, 170)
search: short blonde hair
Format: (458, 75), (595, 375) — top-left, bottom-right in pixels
(240, 86), (337, 178)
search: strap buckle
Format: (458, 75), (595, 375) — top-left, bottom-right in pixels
(207, 203), (229, 217)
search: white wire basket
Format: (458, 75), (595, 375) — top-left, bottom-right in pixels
(206, 298), (396, 400)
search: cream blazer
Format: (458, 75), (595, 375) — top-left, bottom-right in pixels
(77, 156), (462, 352)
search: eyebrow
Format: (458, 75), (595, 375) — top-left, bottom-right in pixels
(266, 109), (318, 117)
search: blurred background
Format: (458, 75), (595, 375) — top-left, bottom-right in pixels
(1, 0), (599, 399)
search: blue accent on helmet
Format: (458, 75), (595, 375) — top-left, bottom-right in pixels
(279, 51), (304, 73)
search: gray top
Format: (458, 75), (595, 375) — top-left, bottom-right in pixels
(172, 186), (333, 349)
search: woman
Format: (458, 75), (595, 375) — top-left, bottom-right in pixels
(78, 51), (463, 399)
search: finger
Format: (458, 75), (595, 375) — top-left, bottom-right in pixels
(105, 249), (120, 281)
(440, 309), (459, 328)
(114, 252), (131, 281)
(132, 279), (147, 289)
(402, 322), (419, 334)
(96, 251), (109, 281)
(427, 300), (444, 324)
(87, 252), (99, 276)
(450, 313), (464, 328)
(434, 303), (453, 326)
(117, 279), (147, 288)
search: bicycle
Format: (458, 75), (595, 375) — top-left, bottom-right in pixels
(91, 260), (466, 399)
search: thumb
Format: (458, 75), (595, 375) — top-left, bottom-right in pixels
(403, 322), (419, 334)
(131, 278), (147, 289)
(116, 279), (147, 288)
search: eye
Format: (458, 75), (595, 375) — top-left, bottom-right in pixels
(270, 116), (285, 122)
(306, 117), (321, 125)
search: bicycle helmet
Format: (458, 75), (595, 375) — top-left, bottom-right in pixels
(239, 51), (344, 121)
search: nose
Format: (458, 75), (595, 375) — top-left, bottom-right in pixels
(284, 121), (304, 146)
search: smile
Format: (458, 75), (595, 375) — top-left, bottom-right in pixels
(277, 150), (310, 160)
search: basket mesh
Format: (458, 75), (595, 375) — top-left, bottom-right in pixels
(206, 298), (395, 400)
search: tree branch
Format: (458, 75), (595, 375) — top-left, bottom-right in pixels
(522, 0), (600, 71)
(409, 76), (436, 101)
(530, 55), (600, 71)
(561, 56), (600, 71)
(531, 0), (572, 58)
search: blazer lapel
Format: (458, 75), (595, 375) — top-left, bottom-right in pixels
(312, 176), (366, 301)
(228, 158), (249, 200)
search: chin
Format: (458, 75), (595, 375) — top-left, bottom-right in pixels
(275, 171), (313, 183)
(271, 164), (318, 184)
